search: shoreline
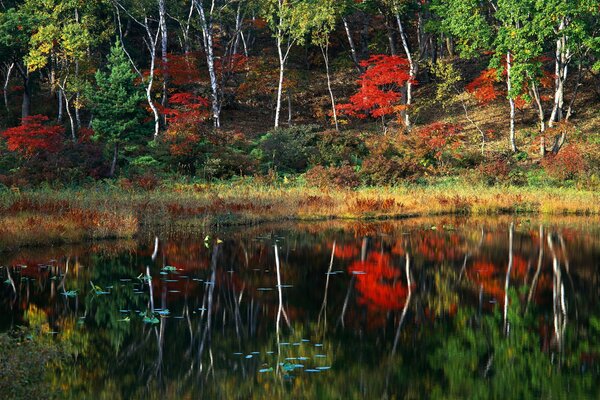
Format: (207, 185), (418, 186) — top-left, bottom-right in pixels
(1, 183), (599, 249)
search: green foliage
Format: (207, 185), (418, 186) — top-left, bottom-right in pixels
(255, 124), (320, 173)
(87, 40), (146, 172)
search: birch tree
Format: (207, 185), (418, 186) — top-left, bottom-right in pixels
(260, 0), (312, 128)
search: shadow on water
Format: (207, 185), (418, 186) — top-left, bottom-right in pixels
(1, 215), (600, 399)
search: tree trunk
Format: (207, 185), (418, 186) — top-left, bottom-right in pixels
(287, 91), (292, 125)
(159, 0), (168, 112)
(146, 39), (160, 138)
(21, 73), (31, 120)
(322, 44), (338, 131)
(342, 16), (362, 72)
(565, 60), (582, 122)
(195, 0), (221, 128)
(530, 79), (546, 156)
(386, 17), (397, 56)
(549, 20), (568, 128)
(274, 33), (285, 128)
(62, 89), (76, 142)
(3, 62), (14, 111)
(506, 51), (517, 152)
(57, 89), (64, 122)
(395, 14), (416, 130)
(110, 142), (119, 177)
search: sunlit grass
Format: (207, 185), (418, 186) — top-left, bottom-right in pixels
(0, 179), (598, 248)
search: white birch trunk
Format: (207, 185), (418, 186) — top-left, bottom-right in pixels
(396, 14), (416, 130)
(506, 51), (517, 152)
(195, 0), (221, 128)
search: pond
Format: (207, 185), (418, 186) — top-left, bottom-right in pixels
(1, 216), (600, 399)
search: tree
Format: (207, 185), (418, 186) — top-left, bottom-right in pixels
(308, 0), (340, 130)
(433, 0), (547, 153)
(22, 0), (93, 141)
(88, 40), (145, 177)
(1, 114), (64, 156)
(337, 54), (411, 132)
(260, 0), (313, 128)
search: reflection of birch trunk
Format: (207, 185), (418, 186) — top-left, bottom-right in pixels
(198, 244), (219, 371)
(58, 257), (70, 293)
(274, 244), (290, 337)
(503, 222), (514, 335)
(318, 241), (336, 330)
(547, 234), (567, 350)
(5, 266), (16, 294)
(392, 253), (412, 356)
(339, 238), (367, 328)
(526, 226), (544, 314)
(558, 233), (578, 324)
(146, 266), (155, 314)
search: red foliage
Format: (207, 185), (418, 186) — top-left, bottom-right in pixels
(541, 144), (587, 180)
(466, 68), (500, 104)
(157, 52), (203, 86)
(415, 122), (464, 162)
(348, 253), (409, 312)
(337, 54), (412, 120)
(1, 115), (64, 156)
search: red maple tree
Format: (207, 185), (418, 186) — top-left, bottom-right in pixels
(337, 54), (412, 120)
(1, 115), (64, 156)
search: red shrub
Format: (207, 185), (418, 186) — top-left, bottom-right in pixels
(541, 144), (587, 180)
(337, 54), (412, 120)
(415, 122), (464, 167)
(1, 115), (64, 156)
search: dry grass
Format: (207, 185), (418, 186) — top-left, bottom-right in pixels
(0, 181), (598, 249)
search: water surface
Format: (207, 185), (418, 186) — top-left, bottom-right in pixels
(1, 216), (600, 399)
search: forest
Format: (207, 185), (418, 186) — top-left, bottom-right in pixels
(2, 2), (600, 398)
(0, 0), (600, 231)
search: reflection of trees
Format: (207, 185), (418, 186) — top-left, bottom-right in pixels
(2, 219), (600, 398)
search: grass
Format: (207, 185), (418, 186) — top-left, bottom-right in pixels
(0, 179), (598, 249)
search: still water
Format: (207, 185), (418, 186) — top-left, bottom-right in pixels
(1, 216), (600, 399)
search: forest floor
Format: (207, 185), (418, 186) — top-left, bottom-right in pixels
(1, 180), (598, 249)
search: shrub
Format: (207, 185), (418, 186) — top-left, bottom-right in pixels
(255, 124), (320, 173)
(305, 163), (360, 188)
(476, 155), (511, 185)
(311, 129), (368, 167)
(0, 115), (64, 156)
(413, 122), (464, 171)
(541, 144), (587, 180)
(359, 155), (419, 186)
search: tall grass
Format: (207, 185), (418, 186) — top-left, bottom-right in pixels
(1, 180), (598, 248)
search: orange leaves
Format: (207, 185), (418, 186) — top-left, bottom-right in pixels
(415, 122), (464, 163)
(348, 253), (409, 312)
(1, 115), (64, 156)
(465, 68), (500, 104)
(338, 54), (412, 120)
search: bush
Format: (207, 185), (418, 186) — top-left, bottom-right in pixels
(311, 129), (368, 167)
(475, 155), (511, 185)
(305, 163), (360, 188)
(359, 154), (420, 186)
(255, 124), (320, 173)
(541, 144), (587, 181)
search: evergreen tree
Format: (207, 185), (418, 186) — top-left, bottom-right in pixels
(88, 40), (145, 177)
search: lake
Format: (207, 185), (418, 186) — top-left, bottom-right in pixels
(1, 216), (600, 399)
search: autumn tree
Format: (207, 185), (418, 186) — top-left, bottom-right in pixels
(1, 114), (64, 156)
(338, 54), (412, 133)
(87, 41), (146, 177)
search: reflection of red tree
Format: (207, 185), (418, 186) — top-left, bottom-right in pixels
(469, 255), (532, 303)
(414, 232), (463, 262)
(334, 244), (360, 259)
(348, 253), (408, 312)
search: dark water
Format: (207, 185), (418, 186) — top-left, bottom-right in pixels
(1, 217), (600, 399)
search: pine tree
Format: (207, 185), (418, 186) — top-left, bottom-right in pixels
(88, 40), (145, 177)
